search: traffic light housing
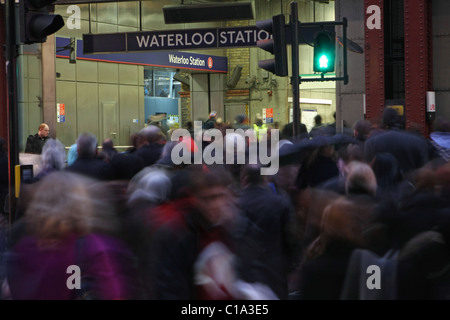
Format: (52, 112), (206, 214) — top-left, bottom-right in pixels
(19, 0), (65, 44)
(256, 14), (288, 77)
(313, 30), (336, 73)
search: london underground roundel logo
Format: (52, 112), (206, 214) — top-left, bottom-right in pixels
(208, 57), (213, 69)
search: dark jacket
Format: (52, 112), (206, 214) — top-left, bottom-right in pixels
(363, 129), (430, 177)
(202, 118), (216, 130)
(25, 134), (48, 154)
(66, 156), (114, 180)
(148, 197), (236, 300)
(296, 154), (340, 190)
(236, 184), (300, 300)
(298, 240), (359, 300)
(134, 143), (164, 168)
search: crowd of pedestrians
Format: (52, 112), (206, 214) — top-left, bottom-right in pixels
(1, 108), (450, 300)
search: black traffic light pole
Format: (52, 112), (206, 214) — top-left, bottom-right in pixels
(290, 1), (300, 142)
(5, 0), (19, 224)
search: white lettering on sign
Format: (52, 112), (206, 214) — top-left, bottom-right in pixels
(219, 29), (270, 45)
(135, 32), (216, 49)
(132, 28), (271, 50)
(366, 5), (381, 30)
(168, 54), (206, 67)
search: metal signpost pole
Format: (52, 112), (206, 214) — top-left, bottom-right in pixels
(290, 2), (300, 142)
(5, 0), (19, 224)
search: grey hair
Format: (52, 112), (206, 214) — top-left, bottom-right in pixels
(76, 132), (98, 157)
(41, 138), (66, 170)
(139, 125), (164, 144)
(127, 167), (172, 206)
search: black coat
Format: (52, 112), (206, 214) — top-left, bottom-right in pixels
(65, 156), (114, 180)
(149, 198), (236, 300)
(25, 134), (48, 154)
(236, 184), (299, 300)
(298, 241), (358, 300)
(134, 143), (164, 168)
(364, 130), (430, 176)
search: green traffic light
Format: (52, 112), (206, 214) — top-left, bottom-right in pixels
(319, 54), (329, 69)
(313, 30), (335, 73)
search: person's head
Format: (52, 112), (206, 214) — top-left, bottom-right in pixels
(41, 138), (66, 170)
(102, 138), (114, 150)
(314, 114), (322, 126)
(139, 125), (165, 145)
(370, 152), (403, 190)
(382, 107), (400, 130)
(189, 165), (235, 227)
(240, 163), (264, 188)
(76, 132), (98, 158)
(353, 119), (372, 142)
(215, 117), (224, 127)
(235, 114), (247, 125)
(127, 167), (172, 207)
(344, 160), (377, 196)
(306, 196), (367, 260)
(255, 113), (263, 127)
(23, 171), (120, 242)
(38, 123), (50, 138)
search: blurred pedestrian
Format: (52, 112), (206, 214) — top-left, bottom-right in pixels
(233, 114), (250, 131)
(99, 138), (118, 163)
(364, 108), (431, 178)
(32, 138), (66, 182)
(203, 111), (217, 130)
(235, 163), (300, 300)
(353, 119), (372, 144)
(5, 171), (142, 300)
(148, 165), (241, 299)
(297, 196), (369, 300)
(309, 114), (324, 138)
(0, 137), (8, 219)
(67, 143), (78, 166)
(122, 167), (173, 299)
(66, 132), (113, 180)
(134, 125), (165, 168)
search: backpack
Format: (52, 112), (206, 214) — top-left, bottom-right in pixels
(341, 230), (450, 300)
(340, 248), (399, 300)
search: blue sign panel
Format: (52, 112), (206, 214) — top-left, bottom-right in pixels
(56, 37), (228, 73)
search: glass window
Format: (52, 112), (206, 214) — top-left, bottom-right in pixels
(144, 68), (181, 98)
(155, 70), (171, 97)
